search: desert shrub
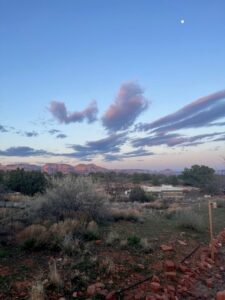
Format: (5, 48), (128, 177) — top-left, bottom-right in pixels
(140, 238), (153, 252)
(106, 231), (120, 245)
(61, 235), (81, 256)
(120, 239), (128, 248)
(129, 187), (148, 202)
(174, 209), (204, 232)
(17, 224), (50, 249)
(127, 235), (140, 246)
(33, 176), (109, 223)
(49, 219), (82, 239)
(146, 192), (157, 202)
(84, 220), (100, 240)
(110, 207), (141, 222)
(217, 200), (225, 208)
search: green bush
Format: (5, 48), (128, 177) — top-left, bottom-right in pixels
(4, 169), (48, 196)
(127, 235), (141, 246)
(129, 187), (148, 202)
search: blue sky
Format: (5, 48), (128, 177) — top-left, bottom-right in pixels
(0, 0), (225, 170)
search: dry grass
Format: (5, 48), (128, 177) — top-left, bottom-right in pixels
(30, 281), (45, 300)
(174, 208), (205, 232)
(48, 258), (62, 287)
(87, 220), (99, 234)
(49, 219), (82, 239)
(100, 257), (116, 274)
(110, 207), (142, 221)
(105, 231), (120, 245)
(140, 238), (153, 252)
(17, 224), (50, 249)
(120, 239), (128, 248)
(61, 235), (80, 255)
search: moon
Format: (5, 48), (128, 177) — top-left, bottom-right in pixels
(180, 19), (185, 24)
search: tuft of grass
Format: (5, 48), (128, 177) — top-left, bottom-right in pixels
(31, 281), (45, 300)
(17, 224), (50, 250)
(48, 258), (63, 288)
(61, 235), (81, 256)
(140, 238), (153, 252)
(217, 200), (225, 208)
(175, 209), (205, 232)
(110, 207), (142, 222)
(85, 220), (100, 240)
(106, 231), (120, 245)
(127, 235), (141, 247)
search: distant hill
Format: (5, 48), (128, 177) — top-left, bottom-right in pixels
(42, 163), (75, 174)
(0, 163), (41, 172)
(74, 163), (108, 174)
(0, 163), (108, 174)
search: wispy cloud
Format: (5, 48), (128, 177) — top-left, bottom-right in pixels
(132, 133), (186, 148)
(56, 133), (67, 139)
(66, 133), (128, 160)
(136, 90), (225, 133)
(132, 132), (223, 148)
(49, 100), (98, 124)
(104, 149), (154, 161)
(102, 82), (149, 132)
(0, 125), (8, 133)
(0, 146), (52, 157)
(48, 129), (61, 135)
(24, 131), (39, 137)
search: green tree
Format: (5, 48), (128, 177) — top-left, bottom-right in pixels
(181, 165), (216, 193)
(6, 169), (48, 196)
(129, 187), (148, 202)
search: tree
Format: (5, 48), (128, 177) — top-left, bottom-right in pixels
(129, 187), (148, 202)
(5, 169), (48, 196)
(181, 165), (217, 193)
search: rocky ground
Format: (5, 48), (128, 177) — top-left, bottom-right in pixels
(1, 229), (225, 300)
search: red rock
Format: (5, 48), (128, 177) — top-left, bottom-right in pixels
(161, 244), (173, 251)
(134, 291), (145, 299)
(178, 240), (187, 246)
(137, 263), (145, 269)
(98, 289), (108, 296)
(165, 271), (177, 280)
(145, 296), (156, 300)
(87, 284), (96, 296)
(205, 278), (213, 288)
(216, 291), (225, 300)
(106, 291), (117, 300)
(95, 282), (105, 289)
(205, 257), (214, 264)
(152, 275), (160, 283)
(164, 260), (175, 272)
(179, 264), (188, 273)
(150, 281), (161, 292)
(167, 285), (175, 292)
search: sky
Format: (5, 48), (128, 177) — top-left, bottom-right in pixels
(0, 0), (225, 170)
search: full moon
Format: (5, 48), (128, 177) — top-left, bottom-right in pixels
(180, 19), (185, 24)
